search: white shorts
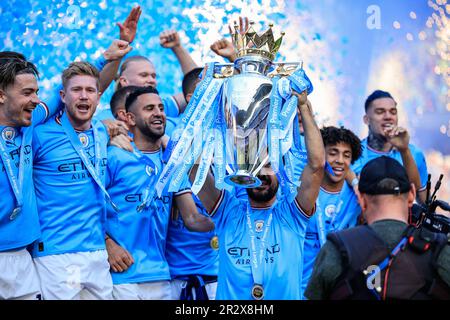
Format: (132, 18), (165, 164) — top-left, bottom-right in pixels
(0, 249), (41, 300)
(34, 250), (112, 300)
(113, 280), (172, 300)
(170, 278), (217, 300)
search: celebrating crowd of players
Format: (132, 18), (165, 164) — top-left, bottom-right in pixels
(1, 7), (448, 300)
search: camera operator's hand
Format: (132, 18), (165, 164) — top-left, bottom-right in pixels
(384, 125), (409, 152)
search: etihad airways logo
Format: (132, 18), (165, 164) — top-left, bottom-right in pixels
(57, 158), (107, 181)
(57, 158), (107, 173)
(228, 244), (281, 265)
(7, 145), (32, 161)
(124, 193), (171, 204)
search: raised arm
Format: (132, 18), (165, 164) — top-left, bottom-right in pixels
(384, 125), (424, 203)
(210, 38), (237, 63)
(294, 91), (325, 216)
(211, 17), (249, 63)
(160, 30), (198, 113)
(189, 166), (222, 215)
(99, 39), (132, 94)
(160, 30), (198, 75)
(98, 6), (141, 93)
(174, 192), (215, 232)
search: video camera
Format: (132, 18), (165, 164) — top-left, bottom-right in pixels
(411, 174), (450, 238)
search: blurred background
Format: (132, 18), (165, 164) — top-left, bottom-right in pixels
(1, 0), (448, 201)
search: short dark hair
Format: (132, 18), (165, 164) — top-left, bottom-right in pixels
(110, 85), (141, 118)
(0, 51), (27, 61)
(320, 126), (362, 164)
(125, 86), (160, 112)
(0, 51), (39, 90)
(182, 67), (203, 99)
(364, 90), (395, 112)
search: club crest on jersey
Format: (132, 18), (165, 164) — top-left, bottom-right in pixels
(325, 204), (336, 218)
(145, 165), (154, 176)
(255, 220), (264, 232)
(78, 133), (89, 148)
(1, 127), (16, 141)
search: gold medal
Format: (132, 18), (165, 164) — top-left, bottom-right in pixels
(251, 284), (264, 300)
(210, 235), (219, 250)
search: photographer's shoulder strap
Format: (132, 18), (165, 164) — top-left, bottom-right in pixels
(326, 225), (389, 300)
(391, 229), (450, 300)
(426, 233), (450, 299)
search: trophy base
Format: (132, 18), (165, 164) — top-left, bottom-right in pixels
(224, 171), (262, 188)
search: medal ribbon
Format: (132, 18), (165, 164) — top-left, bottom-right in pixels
(0, 128), (25, 210)
(128, 143), (159, 212)
(245, 202), (273, 294)
(60, 112), (119, 212)
(156, 62), (224, 196)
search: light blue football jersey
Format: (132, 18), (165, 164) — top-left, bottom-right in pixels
(166, 191), (219, 279)
(105, 146), (188, 284)
(301, 182), (361, 297)
(352, 138), (428, 190)
(1, 55), (109, 252)
(31, 113), (109, 257)
(0, 54), (114, 252)
(0, 103), (53, 251)
(212, 191), (310, 300)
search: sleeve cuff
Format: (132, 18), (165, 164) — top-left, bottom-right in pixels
(294, 198), (315, 219)
(209, 190), (225, 217)
(174, 188), (192, 197)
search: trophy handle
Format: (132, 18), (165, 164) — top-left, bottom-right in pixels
(268, 61), (302, 78)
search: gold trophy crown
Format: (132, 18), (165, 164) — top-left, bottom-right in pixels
(232, 21), (285, 61)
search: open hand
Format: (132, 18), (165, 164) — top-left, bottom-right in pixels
(117, 6), (142, 44)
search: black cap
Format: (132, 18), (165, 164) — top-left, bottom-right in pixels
(359, 156), (411, 195)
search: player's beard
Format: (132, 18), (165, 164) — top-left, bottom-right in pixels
(246, 175), (279, 203)
(140, 121), (165, 141)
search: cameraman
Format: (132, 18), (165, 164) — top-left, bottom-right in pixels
(305, 156), (450, 300)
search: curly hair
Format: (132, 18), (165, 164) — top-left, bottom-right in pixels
(320, 126), (362, 164)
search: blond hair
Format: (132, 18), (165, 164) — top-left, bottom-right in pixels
(61, 61), (100, 90)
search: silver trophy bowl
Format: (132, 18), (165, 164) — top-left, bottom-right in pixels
(223, 55), (273, 188)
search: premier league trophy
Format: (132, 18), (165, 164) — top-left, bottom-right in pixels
(156, 21), (312, 197)
(216, 21), (301, 188)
